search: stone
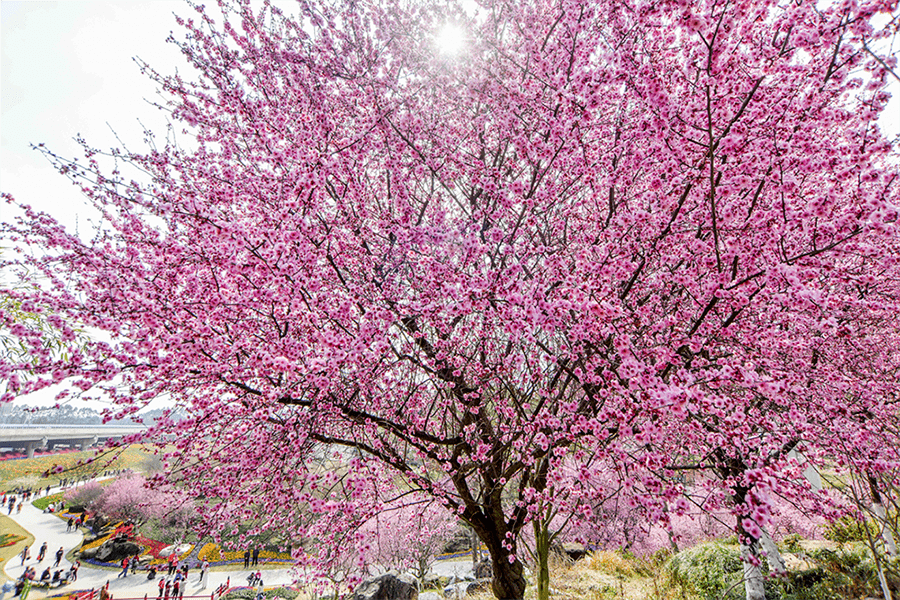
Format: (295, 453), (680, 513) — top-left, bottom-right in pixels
(441, 529), (471, 555)
(561, 542), (587, 561)
(350, 573), (418, 600)
(473, 560), (492, 580)
(466, 580), (490, 595)
(418, 593), (442, 600)
(92, 538), (141, 563)
(420, 573), (444, 590)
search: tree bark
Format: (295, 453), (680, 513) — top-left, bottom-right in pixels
(486, 550), (526, 600)
(869, 476), (898, 556)
(533, 519), (551, 600)
(758, 529), (785, 574)
(740, 540), (767, 600)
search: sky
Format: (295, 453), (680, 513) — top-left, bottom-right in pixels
(1, 2), (186, 234)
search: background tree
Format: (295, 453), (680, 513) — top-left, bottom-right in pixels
(2, 0), (899, 598)
(358, 494), (457, 583)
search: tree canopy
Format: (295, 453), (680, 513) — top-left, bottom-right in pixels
(2, 0), (899, 598)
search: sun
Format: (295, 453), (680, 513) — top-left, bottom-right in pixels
(435, 24), (465, 55)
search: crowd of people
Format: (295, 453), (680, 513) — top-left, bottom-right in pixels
(13, 548), (80, 595)
(152, 560), (211, 600)
(6, 487), (275, 600)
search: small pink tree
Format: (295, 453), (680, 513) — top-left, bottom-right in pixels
(63, 480), (104, 510)
(94, 474), (168, 526)
(358, 495), (457, 582)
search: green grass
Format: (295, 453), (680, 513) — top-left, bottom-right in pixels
(0, 445), (154, 492)
(31, 491), (64, 511)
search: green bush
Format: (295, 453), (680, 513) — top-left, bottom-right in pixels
(222, 588), (300, 600)
(665, 541), (744, 599)
(773, 545), (882, 600)
(781, 534), (803, 553)
(823, 515), (877, 544)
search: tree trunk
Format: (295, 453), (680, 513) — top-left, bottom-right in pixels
(869, 476), (898, 556)
(740, 540), (767, 600)
(487, 551), (526, 600)
(758, 529), (785, 574)
(533, 519), (551, 600)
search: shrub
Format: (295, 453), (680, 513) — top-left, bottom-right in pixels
(823, 516), (877, 544)
(221, 588), (299, 600)
(665, 541), (744, 599)
(585, 550), (636, 577)
(781, 534), (803, 553)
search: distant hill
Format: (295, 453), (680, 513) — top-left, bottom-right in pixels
(0, 403), (103, 425)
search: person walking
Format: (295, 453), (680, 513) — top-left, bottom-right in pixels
(199, 559), (209, 590)
(19, 546), (30, 566)
(54, 547), (64, 567)
(69, 561), (80, 582)
(66, 517), (74, 532)
(118, 557), (129, 578)
(37, 542), (47, 562)
(157, 577), (165, 600)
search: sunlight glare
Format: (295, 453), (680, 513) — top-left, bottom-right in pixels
(436, 24), (465, 55)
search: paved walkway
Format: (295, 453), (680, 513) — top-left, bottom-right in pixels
(1, 487), (296, 600)
(2, 485), (476, 600)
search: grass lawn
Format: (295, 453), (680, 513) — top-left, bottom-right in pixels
(32, 492), (65, 511)
(0, 515), (34, 584)
(0, 445), (154, 493)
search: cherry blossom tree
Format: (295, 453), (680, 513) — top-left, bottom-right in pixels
(358, 494), (457, 583)
(2, 0), (899, 598)
(94, 474), (175, 527)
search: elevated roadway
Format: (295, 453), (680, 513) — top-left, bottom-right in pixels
(0, 423), (147, 457)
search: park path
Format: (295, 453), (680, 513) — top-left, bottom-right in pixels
(2, 485), (296, 600)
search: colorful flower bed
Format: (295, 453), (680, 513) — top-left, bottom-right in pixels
(75, 524), (291, 569)
(1, 532), (26, 547)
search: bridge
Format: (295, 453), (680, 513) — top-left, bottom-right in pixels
(0, 423), (147, 457)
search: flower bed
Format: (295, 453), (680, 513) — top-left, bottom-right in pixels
(1, 532), (25, 548)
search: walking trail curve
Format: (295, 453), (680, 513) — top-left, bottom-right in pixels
(1, 486), (296, 600)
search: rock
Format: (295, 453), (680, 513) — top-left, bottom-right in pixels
(420, 573), (443, 590)
(473, 560), (492, 580)
(782, 554), (814, 571)
(419, 593), (442, 600)
(551, 541), (587, 562)
(351, 573), (418, 600)
(93, 538), (141, 563)
(159, 543), (192, 557)
(466, 580), (490, 595)
(441, 529), (472, 555)
(562, 542), (587, 561)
